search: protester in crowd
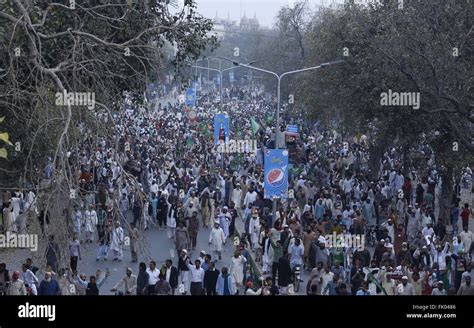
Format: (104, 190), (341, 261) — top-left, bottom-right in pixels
(38, 272), (60, 296)
(160, 259), (179, 295)
(7, 271), (26, 296)
(203, 260), (220, 296)
(137, 262), (149, 295)
(111, 268), (137, 295)
(216, 266), (235, 295)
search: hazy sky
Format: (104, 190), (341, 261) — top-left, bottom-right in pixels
(194, 0), (342, 28)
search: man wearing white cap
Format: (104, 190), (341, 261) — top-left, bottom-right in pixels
(385, 219), (395, 246)
(185, 191), (199, 217)
(150, 180), (159, 196)
(380, 269), (396, 295)
(243, 186), (257, 209)
(229, 251), (247, 293)
(218, 206), (232, 239)
(111, 268), (137, 295)
(184, 199), (195, 225)
(198, 250), (206, 265)
(373, 239), (386, 266)
(110, 221), (125, 262)
(231, 183), (242, 219)
(396, 276), (415, 295)
(431, 280), (446, 295)
(209, 220), (226, 261)
(430, 241), (449, 280)
(249, 209), (261, 251)
(84, 204), (98, 243)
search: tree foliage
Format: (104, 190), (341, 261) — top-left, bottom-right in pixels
(0, 0), (217, 187)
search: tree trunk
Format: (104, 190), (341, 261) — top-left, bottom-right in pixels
(368, 135), (390, 181)
(438, 165), (453, 225)
(402, 144), (410, 177)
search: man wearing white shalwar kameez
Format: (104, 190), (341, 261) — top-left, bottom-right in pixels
(184, 193), (199, 217)
(167, 202), (177, 240)
(262, 235), (271, 273)
(11, 193), (22, 219)
(3, 203), (16, 234)
(231, 185), (242, 218)
(229, 253), (247, 293)
(209, 221), (226, 261)
(84, 206), (98, 243)
(218, 207), (232, 239)
(72, 206), (83, 240)
(209, 194), (216, 225)
(25, 190), (36, 214)
(110, 221), (125, 261)
(249, 215), (261, 250)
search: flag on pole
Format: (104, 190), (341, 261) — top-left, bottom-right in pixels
(246, 251), (261, 286)
(199, 122), (208, 136)
(366, 271), (387, 296)
(265, 113), (274, 125)
(186, 136), (194, 147)
(251, 118), (260, 136)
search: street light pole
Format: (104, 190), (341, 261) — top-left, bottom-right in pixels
(189, 61), (259, 173)
(190, 60), (261, 113)
(225, 60), (345, 145)
(189, 65), (227, 113)
(219, 60), (222, 110)
(197, 57), (222, 93)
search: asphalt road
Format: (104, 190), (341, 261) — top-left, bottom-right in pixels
(76, 215), (239, 295)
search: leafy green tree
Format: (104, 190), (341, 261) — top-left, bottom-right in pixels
(299, 0), (472, 221)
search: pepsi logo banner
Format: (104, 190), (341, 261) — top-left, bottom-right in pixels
(264, 149), (288, 199)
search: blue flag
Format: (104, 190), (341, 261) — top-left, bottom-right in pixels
(185, 88), (195, 107)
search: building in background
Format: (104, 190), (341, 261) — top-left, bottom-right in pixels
(211, 11), (260, 40)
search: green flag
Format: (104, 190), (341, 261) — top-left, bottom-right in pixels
(199, 122), (209, 136)
(246, 251), (261, 286)
(265, 113), (274, 125)
(186, 136), (194, 147)
(251, 118), (260, 136)
(367, 272), (387, 296)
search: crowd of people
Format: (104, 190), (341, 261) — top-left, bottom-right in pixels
(0, 79), (473, 296)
